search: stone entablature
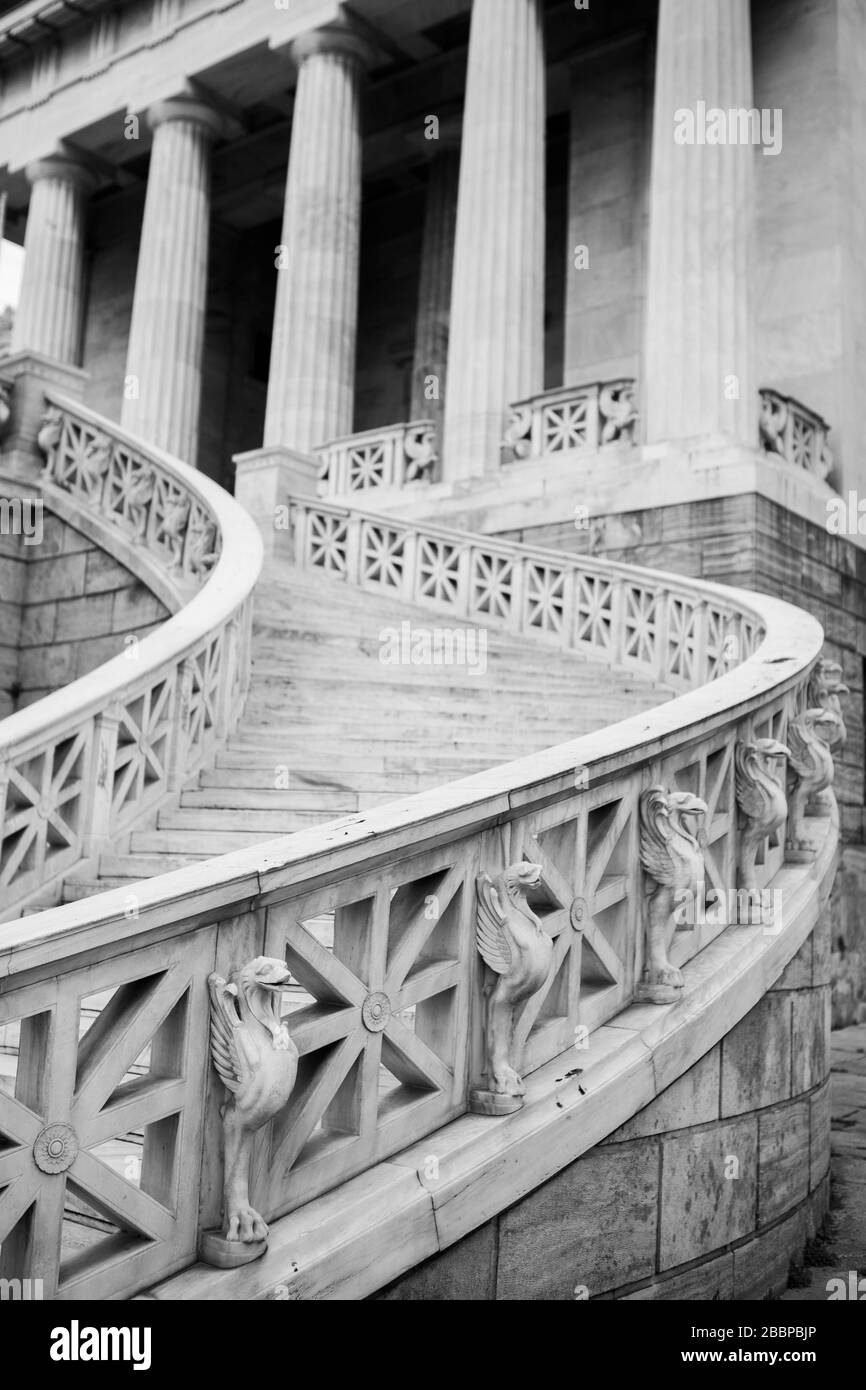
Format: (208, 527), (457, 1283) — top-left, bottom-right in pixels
(0, 0), (340, 153)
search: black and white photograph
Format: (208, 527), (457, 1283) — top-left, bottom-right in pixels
(0, 0), (863, 1347)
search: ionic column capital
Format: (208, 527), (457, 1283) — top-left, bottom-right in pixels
(146, 96), (225, 141)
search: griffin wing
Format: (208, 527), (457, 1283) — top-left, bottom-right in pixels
(786, 721), (814, 777)
(735, 745), (767, 821)
(639, 787), (676, 886)
(207, 973), (249, 1095)
(475, 874), (513, 975)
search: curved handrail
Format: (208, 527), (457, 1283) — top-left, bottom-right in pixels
(0, 393), (263, 915)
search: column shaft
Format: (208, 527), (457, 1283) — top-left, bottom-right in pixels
(12, 158), (93, 363)
(410, 148), (459, 429)
(643, 0), (755, 446)
(443, 0), (546, 480)
(264, 34), (367, 454)
(122, 100), (220, 464)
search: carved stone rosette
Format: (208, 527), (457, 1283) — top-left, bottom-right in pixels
(200, 956), (299, 1268)
(471, 862), (552, 1115)
(637, 786), (708, 1004)
(734, 738), (790, 913)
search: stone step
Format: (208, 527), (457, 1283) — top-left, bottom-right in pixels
(99, 851), (214, 877)
(210, 749), (499, 775)
(222, 735), (577, 756)
(157, 806), (347, 832)
(197, 766), (462, 793)
(129, 828), (337, 856)
(228, 721), (585, 745)
(180, 787), (359, 812)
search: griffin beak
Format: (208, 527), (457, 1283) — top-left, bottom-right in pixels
(263, 968), (293, 991)
(766, 740), (791, 759)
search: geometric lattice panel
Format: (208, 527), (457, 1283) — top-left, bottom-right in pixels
(259, 845), (474, 1220)
(0, 935), (211, 1301)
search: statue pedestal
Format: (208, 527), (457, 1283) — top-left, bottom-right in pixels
(635, 979), (683, 1005)
(469, 1088), (524, 1116)
(785, 845), (818, 864)
(199, 1228), (267, 1269)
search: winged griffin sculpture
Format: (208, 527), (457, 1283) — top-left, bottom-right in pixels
(202, 957), (298, 1266)
(735, 738), (790, 899)
(807, 658), (848, 751)
(472, 863), (552, 1114)
(638, 787), (708, 1002)
(786, 708), (839, 852)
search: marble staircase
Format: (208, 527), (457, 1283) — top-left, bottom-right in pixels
(62, 555), (670, 901)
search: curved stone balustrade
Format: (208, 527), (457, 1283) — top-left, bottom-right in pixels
(759, 388), (833, 479)
(290, 497), (764, 690)
(502, 379), (639, 461)
(0, 394), (263, 918)
(316, 419), (437, 496)
(0, 489), (834, 1301)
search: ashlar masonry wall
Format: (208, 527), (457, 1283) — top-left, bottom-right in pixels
(0, 492), (168, 711)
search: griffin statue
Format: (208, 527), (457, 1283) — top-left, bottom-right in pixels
(735, 738), (790, 901)
(472, 862), (552, 1114)
(787, 708), (839, 852)
(638, 786), (708, 1002)
(202, 956), (298, 1267)
(807, 657), (848, 751)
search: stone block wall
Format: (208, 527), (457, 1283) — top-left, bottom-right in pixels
(0, 503), (168, 710)
(377, 914), (831, 1301)
(0, 521), (26, 719)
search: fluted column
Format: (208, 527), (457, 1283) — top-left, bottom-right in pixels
(121, 98), (222, 465)
(644, 0), (756, 446)
(264, 26), (372, 454)
(410, 147), (459, 433)
(12, 154), (95, 363)
(443, 0), (545, 481)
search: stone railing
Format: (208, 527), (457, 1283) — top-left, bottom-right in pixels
(759, 388), (833, 480)
(316, 419), (437, 496)
(290, 498), (763, 689)
(37, 398), (222, 590)
(502, 379), (638, 461)
(0, 495), (836, 1301)
(0, 394), (262, 918)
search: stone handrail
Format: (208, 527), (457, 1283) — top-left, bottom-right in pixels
(0, 492), (829, 1300)
(502, 379), (639, 460)
(0, 393), (263, 918)
(759, 387), (833, 479)
(316, 419), (438, 496)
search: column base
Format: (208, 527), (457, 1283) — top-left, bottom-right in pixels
(0, 351), (88, 480)
(233, 444), (320, 556)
